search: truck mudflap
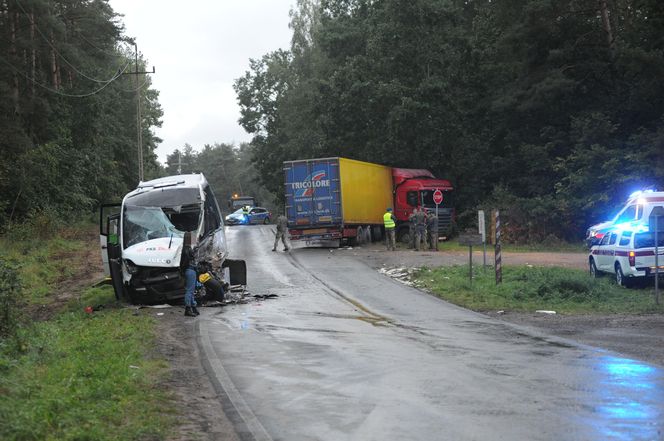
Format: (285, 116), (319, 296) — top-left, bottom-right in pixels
(222, 258), (247, 286)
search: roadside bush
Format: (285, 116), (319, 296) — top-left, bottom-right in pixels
(0, 257), (22, 340)
(476, 185), (577, 244)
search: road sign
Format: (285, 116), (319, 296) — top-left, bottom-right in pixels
(433, 189), (443, 205)
(458, 233), (483, 246)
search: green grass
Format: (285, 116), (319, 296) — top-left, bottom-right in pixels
(0, 223), (177, 440)
(0, 291), (174, 440)
(412, 265), (664, 314)
(0, 234), (88, 304)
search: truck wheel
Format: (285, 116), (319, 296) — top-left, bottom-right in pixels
(356, 227), (365, 245)
(363, 226), (372, 243)
(371, 225), (382, 242)
(397, 228), (411, 244)
(589, 258), (599, 278)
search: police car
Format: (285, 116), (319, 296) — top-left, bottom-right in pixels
(589, 224), (664, 287)
(225, 207), (272, 225)
(585, 190), (664, 247)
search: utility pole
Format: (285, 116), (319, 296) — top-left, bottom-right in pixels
(123, 43), (155, 182)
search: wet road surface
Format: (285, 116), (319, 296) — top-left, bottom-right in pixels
(197, 225), (664, 441)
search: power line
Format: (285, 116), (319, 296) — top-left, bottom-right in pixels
(118, 75), (150, 93)
(14, 0), (127, 84)
(0, 54), (130, 97)
(74, 30), (128, 59)
(122, 43), (156, 182)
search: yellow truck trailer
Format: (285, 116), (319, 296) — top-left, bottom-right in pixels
(284, 157), (455, 246)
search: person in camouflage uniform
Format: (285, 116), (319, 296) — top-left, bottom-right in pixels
(409, 208), (417, 249)
(414, 207), (428, 251)
(427, 210), (439, 251)
(273, 214), (290, 252)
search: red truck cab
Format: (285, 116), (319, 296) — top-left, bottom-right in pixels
(392, 168), (455, 241)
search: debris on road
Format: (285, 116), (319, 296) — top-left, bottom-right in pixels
(203, 285), (279, 307)
(536, 310), (557, 315)
(378, 267), (418, 286)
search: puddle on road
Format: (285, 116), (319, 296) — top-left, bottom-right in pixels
(590, 355), (664, 439)
(459, 320), (575, 350)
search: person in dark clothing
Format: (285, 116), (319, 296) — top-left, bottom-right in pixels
(181, 232), (199, 317)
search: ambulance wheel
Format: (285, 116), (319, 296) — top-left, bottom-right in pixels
(589, 258), (599, 279)
(615, 263), (632, 288)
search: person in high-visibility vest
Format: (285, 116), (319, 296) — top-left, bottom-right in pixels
(383, 207), (397, 251)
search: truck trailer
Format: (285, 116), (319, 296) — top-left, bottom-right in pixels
(283, 157), (454, 246)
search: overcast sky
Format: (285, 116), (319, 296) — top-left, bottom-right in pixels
(108, 0), (294, 163)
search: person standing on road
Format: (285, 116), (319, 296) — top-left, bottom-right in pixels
(242, 205), (250, 224)
(427, 210), (439, 251)
(383, 207), (397, 251)
(181, 232), (199, 317)
(409, 208), (417, 249)
(273, 214), (290, 252)
(414, 207), (427, 251)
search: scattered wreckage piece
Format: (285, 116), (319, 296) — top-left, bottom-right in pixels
(378, 267), (418, 286)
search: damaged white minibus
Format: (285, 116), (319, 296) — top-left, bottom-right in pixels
(99, 174), (245, 304)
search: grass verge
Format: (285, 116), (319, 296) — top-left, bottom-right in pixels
(412, 265), (664, 314)
(0, 223), (176, 441)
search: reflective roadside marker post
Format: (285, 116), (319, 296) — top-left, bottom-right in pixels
(478, 210), (486, 270)
(494, 209), (502, 284)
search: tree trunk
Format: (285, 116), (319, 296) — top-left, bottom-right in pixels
(598, 0), (614, 54)
(9, 7), (20, 113)
(30, 10), (36, 97)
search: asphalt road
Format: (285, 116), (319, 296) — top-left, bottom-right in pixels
(197, 225), (664, 441)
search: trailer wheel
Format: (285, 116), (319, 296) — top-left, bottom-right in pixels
(371, 225), (383, 242)
(355, 227), (365, 245)
(363, 226), (372, 243)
